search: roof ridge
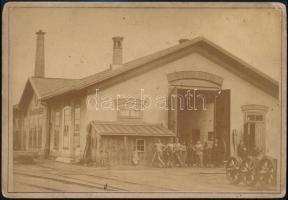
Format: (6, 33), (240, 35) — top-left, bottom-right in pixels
(79, 69), (112, 80)
(30, 76), (80, 81)
(73, 37), (205, 90)
(39, 36), (279, 100)
(198, 38), (279, 85)
(122, 36), (204, 67)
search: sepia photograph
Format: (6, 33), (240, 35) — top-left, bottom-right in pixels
(2, 2), (286, 198)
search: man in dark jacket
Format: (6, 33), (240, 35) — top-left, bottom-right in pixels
(211, 138), (222, 167)
(186, 139), (194, 167)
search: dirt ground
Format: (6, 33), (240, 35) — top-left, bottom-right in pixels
(12, 159), (276, 193)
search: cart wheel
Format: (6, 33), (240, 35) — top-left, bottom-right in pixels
(241, 158), (257, 186)
(258, 158), (275, 186)
(226, 157), (241, 184)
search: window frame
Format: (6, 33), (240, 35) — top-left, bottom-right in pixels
(74, 103), (81, 148)
(116, 98), (143, 120)
(241, 104), (268, 154)
(62, 106), (72, 150)
(245, 112), (265, 123)
(34, 95), (38, 106)
(208, 131), (214, 141)
(136, 139), (145, 153)
(54, 111), (61, 150)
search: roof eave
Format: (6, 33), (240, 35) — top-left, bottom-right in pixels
(36, 37), (279, 100)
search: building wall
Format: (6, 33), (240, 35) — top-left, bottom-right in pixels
(99, 136), (171, 165)
(13, 109), (22, 150)
(40, 51), (279, 169)
(48, 95), (84, 159)
(84, 52), (280, 160)
(19, 93), (47, 154)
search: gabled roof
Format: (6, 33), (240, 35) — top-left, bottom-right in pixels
(18, 77), (79, 109)
(39, 36), (279, 100)
(90, 121), (175, 137)
(29, 77), (79, 98)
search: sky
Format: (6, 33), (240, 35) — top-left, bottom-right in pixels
(9, 6), (283, 104)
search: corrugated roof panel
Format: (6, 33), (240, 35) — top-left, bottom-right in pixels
(91, 121), (175, 137)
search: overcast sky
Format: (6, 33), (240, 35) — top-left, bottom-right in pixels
(10, 6), (283, 104)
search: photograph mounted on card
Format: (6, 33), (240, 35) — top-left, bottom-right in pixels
(2, 2), (286, 199)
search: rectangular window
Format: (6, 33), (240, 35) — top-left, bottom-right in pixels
(255, 115), (264, 121)
(246, 114), (264, 122)
(33, 127), (37, 148)
(55, 111), (60, 126)
(29, 129), (33, 148)
(208, 131), (214, 141)
(37, 115), (42, 148)
(74, 107), (80, 134)
(15, 119), (19, 129)
(74, 106), (81, 147)
(54, 130), (59, 150)
(63, 107), (71, 149)
(247, 115), (255, 121)
(130, 109), (141, 118)
(54, 111), (60, 150)
(28, 114), (43, 150)
(136, 139), (145, 152)
(37, 127), (42, 148)
(117, 98), (143, 120)
(28, 116), (33, 148)
(243, 108), (267, 154)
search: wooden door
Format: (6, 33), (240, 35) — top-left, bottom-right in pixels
(244, 122), (265, 155)
(215, 89), (230, 158)
(168, 87), (178, 136)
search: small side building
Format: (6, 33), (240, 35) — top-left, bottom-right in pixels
(85, 121), (175, 165)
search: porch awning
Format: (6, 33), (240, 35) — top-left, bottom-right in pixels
(90, 121), (176, 137)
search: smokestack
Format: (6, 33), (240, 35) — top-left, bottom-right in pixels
(34, 30), (45, 77)
(111, 36), (123, 69)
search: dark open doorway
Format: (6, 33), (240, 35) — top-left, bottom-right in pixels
(168, 88), (231, 159)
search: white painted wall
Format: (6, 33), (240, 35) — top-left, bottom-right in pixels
(82, 52), (280, 161)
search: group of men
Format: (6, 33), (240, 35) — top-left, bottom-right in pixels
(151, 137), (225, 168)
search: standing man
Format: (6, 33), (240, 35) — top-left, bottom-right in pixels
(165, 137), (175, 168)
(174, 138), (183, 167)
(194, 140), (204, 167)
(203, 142), (212, 167)
(131, 146), (139, 166)
(180, 141), (187, 167)
(186, 139), (194, 167)
(212, 138), (221, 167)
(151, 138), (165, 167)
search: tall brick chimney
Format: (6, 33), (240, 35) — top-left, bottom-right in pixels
(34, 30), (45, 77)
(111, 36), (123, 69)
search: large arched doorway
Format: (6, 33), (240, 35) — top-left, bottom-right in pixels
(167, 71), (230, 158)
